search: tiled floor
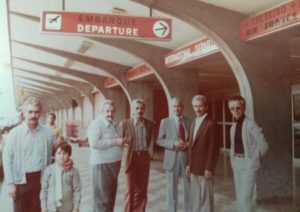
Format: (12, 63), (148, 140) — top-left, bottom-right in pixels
(1, 144), (300, 212)
(74, 145), (300, 212)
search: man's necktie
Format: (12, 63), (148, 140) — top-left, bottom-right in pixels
(178, 118), (185, 141)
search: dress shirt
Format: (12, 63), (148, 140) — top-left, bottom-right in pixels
(133, 119), (147, 151)
(234, 115), (245, 154)
(193, 113), (208, 141)
(172, 115), (187, 141)
(87, 116), (122, 165)
(3, 123), (55, 185)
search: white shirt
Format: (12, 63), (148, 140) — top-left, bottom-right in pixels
(193, 113), (208, 141)
(87, 116), (122, 165)
(3, 123), (55, 185)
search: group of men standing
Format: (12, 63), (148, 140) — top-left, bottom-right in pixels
(88, 94), (268, 212)
(2, 93), (268, 212)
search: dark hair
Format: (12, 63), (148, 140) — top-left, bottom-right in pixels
(52, 141), (72, 157)
(49, 112), (56, 120)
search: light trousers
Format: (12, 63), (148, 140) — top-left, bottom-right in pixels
(166, 152), (190, 212)
(233, 157), (257, 212)
(189, 174), (213, 212)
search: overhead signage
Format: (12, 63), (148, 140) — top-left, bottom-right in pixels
(164, 37), (219, 68)
(41, 11), (172, 40)
(104, 77), (118, 88)
(126, 64), (152, 81)
(240, 0), (300, 41)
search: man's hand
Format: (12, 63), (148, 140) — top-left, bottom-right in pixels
(9, 183), (17, 200)
(63, 158), (73, 171)
(204, 170), (213, 180)
(174, 139), (188, 151)
(185, 166), (191, 178)
(42, 209), (48, 212)
(117, 138), (130, 147)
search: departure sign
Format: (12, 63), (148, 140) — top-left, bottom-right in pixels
(41, 11), (172, 40)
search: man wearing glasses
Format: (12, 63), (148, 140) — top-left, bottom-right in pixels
(228, 95), (269, 212)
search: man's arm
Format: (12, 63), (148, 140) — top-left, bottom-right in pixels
(87, 121), (120, 150)
(251, 121), (269, 157)
(3, 131), (15, 185)
(157, 119), (176, 150)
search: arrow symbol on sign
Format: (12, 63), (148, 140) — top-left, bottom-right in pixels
(155, 22), (168, 36)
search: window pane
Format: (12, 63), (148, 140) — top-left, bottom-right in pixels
(214, 100), (223, 122)
(216, 124), (224, 148)
(225, 124), (232, 149)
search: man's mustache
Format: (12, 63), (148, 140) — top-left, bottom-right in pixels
(30, 118), (38, 121)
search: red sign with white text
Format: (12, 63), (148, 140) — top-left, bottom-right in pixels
(104, 77), (118, 88)
(164, 37), (218, 68)
(41, 11), (172, 40)
(126, 64), (152, 81)
(240, 0), (300, 41)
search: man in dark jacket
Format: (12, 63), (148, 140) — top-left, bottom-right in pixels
(186, 95), (220, 212)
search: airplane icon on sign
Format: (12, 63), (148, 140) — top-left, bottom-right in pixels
(49, 15), (60, 23)
(45, 14), (62, 30)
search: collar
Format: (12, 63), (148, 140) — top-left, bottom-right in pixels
(236, 115), (245, 123)
(101, 116), (115, 127)
(133, 118), (145, 126)
(48, 124), (57, 129)
(196, 113), (208, 122)
(172, 115), (184, 123)
(21, 122), (41, 134)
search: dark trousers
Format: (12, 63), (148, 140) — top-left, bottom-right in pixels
(14, 171), (41, 212)
(92, 161), (121, 212)
(124, 151), (150, 212)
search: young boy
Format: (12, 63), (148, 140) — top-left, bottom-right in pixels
(40, 141), (82, 212)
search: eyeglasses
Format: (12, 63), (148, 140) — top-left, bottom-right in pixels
(229, 106), (242, 111)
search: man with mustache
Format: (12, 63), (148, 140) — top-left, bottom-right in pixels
(119, 99), (153, 212)
(186, 95), (220, 212)
(87, 99), (129, 212)
(3, 97), (55, 212)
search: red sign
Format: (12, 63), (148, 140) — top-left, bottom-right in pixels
(126, 64), (151, 81)
(41, 11), (172, 40)
(104, 77), (118, 88)
(164, 37), (218, 68)
(240, 0), (300, 41)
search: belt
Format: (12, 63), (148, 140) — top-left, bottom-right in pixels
(25, 171), (41, 180)
(234, 153), (245, 158)
(134, 150), (148, 155)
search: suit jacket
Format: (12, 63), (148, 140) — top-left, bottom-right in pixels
(230, 116), (268, 171)
(157, 116), (189, 171)
(188, 115), (220, 176)
(119, 118), (153, 172)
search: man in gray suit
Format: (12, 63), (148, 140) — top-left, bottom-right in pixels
(157, 97), (190, 212)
